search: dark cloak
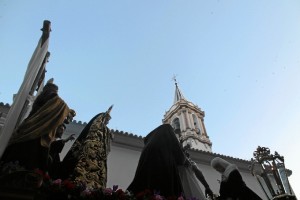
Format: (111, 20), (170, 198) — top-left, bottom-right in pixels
(1, 96), (69, 171)
(219, 169), (262, 200)
(127, 124), (186, 197)
(48, 140), (65, 179)
(60, 112), (111, 189)
(60, 113), (101, 179)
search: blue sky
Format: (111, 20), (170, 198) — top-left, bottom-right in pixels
(1, 0), (300, 197)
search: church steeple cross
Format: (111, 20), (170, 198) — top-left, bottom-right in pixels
(172, 74), (178, 86)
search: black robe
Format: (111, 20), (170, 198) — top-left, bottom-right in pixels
(48, 140), (65, 178)
(1, 138), (49, 171)
(60, 113), (111, 189)
(1, 95), (69, 172)
(219, 169), (262, 200)
(60, 114), (101, 179)
(127, 124), (186, 197)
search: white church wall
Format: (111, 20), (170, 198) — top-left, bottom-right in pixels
(59, 123), (268, 198)
(188, 150), (268, 199)
(107, 145), (141, 190)
(240, 170), (268, 199)
(195, 162), (220, 193)
(203, 163), (267, 199)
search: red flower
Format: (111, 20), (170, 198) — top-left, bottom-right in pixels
(115, 189), (126, 199)
(136, 189), (153, 200)
(44, 173), (51, 181)
(34, 169), (50, 181)
(166, 196), (178, 200)
(34, 169), (44, 176)
(62, 179), (76, 190)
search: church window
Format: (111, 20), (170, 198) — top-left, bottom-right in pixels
(172, 118), (181, 134)
(193, 114), (201, 134)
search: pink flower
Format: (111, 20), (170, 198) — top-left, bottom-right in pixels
(154, 194), (164, 200)
(177, 196), (185, 200)
(52, 179), (62, 185)
(103, 188), (113, 195)
(81, 188), (92, 197)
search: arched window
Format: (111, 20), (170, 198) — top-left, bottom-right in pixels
(193, 114), (201, 134)
(172, 118), (181, 135)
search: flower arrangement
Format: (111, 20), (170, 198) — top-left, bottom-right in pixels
(34, 169), (187, 200)
(0, 163), (191, 200)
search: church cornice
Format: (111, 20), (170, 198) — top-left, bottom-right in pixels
(111, 129), (143, 140)
(69, 121), (142, 140)
(187, 148), (253, 172)
(0, 102), (11, 108)
(179, 134), (212, 146)
(164, 100), (204, 121)
(111, 129), (144, 151)
(67, 121), (144, 151)
(70, 120), (87, 125)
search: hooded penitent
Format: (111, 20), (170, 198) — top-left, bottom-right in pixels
(211, 157), (262, 200)
(127, 124), (186, 197)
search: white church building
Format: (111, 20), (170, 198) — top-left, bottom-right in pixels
(0, 81), (296, 199)
(50, 81), (290, 199)
(0, 20), (296, 200)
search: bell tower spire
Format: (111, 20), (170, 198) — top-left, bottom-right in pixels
(173, 76), (186, 103)
(163, 79), (212, 152)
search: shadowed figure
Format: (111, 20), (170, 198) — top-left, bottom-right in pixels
(1, 82), (71, 172)
(48, 123), (75, 179)
(211, 157), (262, 200)
(127, 124), (186, 197)
(61, 106), (113, 189)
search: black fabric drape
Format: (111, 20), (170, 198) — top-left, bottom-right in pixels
(1, 138), (49, 171)
(48, 140), (65, 178)
(127, 124), (186, 197)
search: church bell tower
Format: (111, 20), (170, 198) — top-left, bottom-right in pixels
(163, 80), (212, 152)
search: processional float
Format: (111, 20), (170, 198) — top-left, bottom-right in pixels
(250, 146), (297, 200)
